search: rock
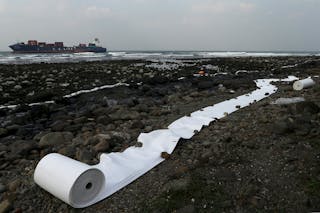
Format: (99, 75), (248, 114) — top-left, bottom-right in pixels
(3, 80), (15, 86)
(197, 81), (213, 90)
(64, 124), (83, 132)
(134, 142), (143, 147)
(218, 84), (226, 92)
(165, 178), (190, 192)
(14, 125), (31, 137)
(73, 116), (87, 124)
(0, 200), (11, 213)
(92, 107), (109, 116)
(272, 120), (294, 134)
(110, 109), (140, 121)
(93, 134), (111, 144)
(76, 149), (94, 164)
(39, 132), (73, 148)
(161, 152), (170, 159)
(8, 179), (21, 192)
(10, 140), (37, 156)
(130, 120), (145, 129)
(21, 80), (32, 85)
(189, 91), (201, 97)
(0, 128), (8, 137)
(145, 126), (153, 132)
(29, 105), (50, 118)
(13, 85), (22, 90)
(243, 141), (258, 149)
(45, 78), (55, 82)
(296, 101), (320, 115)
(170, 165), (189, 179)
(215, 169), (236, 181)
(176, 205), (195, 213)
(0, 183), (6, 193)
(141, 85), (151, 92)
(0, 144), (8, 152)
(2, 93), (10, 98)
(96, 115), (111, 125)
(135, 104), (150, 113)
(5, 125), (20, 134)
(33, 131), (50, 141)
(50, 120), (69, 132)
(200, 150), (213, 163)
(107, 131), (131, 146)
(58, 146), (76, 158)
(94, 140), (110, 152)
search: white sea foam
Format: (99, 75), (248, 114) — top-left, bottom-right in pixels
(281, 64), (298, 69)
(235, 70), (259, 75)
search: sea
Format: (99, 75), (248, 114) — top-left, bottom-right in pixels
(0, 51), (319, 64)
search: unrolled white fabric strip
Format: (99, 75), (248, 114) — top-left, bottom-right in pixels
(0, 82), (129, 110)
(34, 76), (299, 208)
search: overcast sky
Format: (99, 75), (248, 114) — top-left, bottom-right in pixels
(0, 0), (319, 51)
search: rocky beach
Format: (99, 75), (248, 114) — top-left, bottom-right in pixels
(0, 56), (320, 212)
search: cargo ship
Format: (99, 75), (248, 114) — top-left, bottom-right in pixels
(9, 38), (107, 53)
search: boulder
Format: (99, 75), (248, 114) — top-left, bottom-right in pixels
(10, 140), (37, 156)
(39, 132), (73, 148)
(0, 200), (11, 213)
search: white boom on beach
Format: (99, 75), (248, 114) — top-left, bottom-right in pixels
(34, 76), (298, 208)
(293, 78), (315, 91)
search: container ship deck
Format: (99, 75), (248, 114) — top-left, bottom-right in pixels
(9, 40), (107, 53)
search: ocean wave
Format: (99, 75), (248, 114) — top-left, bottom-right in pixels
(0, 51), (318, 64)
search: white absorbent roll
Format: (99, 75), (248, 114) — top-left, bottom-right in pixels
(293, 78), (315, 90)
(34, 153), (105, 208)
(33, 76), (300, 208)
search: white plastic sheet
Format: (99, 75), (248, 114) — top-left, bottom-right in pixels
(34, 76), (298, 208)
(0, 82), (128, 110)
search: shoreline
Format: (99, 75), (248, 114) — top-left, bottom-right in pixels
(0, 56), (320, 212)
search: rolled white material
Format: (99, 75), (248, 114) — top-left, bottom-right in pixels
(271, 97), (305, 105)
(34, 76), (299, 208)
(34, 153), (105, 208)
(293, 78), (315, 90)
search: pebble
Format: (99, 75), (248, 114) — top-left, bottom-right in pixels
(200, 150), (212, 163)
(176, 205), (195, 213)
(96, 115), (111, 125)
(10, 140), (37, 156)
(0, 128), (8, 137)
(73, 116), (87, 124)
(296, 101), (320, 114)
(13, 85), (22, 90)
(50, 120), (69, 132)
(39, 132), (73, 148)
(161, 152), (170, 159)
(8, 179), (21, 192)
(272, 120), (293, 135)
(76, 149), (94, 164)
(0, 183), (6, 193)
(94, 140), (110, 152)
(58, 146), (76, 158)
(0, 200), (11, 213)
(164, 178), (190, 192)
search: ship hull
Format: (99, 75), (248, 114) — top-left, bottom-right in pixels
(9, 43), (107, 54)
